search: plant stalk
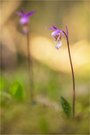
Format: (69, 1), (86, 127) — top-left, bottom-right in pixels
(63, 31), (76, 118)
(27, 32), (34, 103)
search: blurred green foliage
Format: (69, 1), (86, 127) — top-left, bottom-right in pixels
(0, 61), (89, 134)
(9, 81), (25, 102)
(0, 76), (7, 91)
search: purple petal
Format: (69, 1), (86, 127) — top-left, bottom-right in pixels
(48, 26), (58, 31)
(52, 26), (58, 30)
(20, 16), (29, 25)
(55, 41), (62, 49)
(26, 10), (36, 17)
(51, 29), (60, 36)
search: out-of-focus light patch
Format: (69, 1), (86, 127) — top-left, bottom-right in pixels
(0, 24), (17, 68)
(30, 36), (90, 75)
(62, 3), (88, 41)
(71, 40), (90, 67)
(1, 26), (16, 53)
(0, 1), (21, 28)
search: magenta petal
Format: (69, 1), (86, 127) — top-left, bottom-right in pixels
(20, 16), (29, 25)
(26, 10), (36, 17)
(48, 27), (54, 30)
(48, 26), (58, 31)
(51, 30), (60, 36)
(53, 26), (57, 29)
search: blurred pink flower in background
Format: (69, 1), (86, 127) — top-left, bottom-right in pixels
(16, 9), (35, 34)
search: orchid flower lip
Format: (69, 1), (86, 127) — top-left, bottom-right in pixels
(20, 17), (29, 25)
(55, 41), (62, 49)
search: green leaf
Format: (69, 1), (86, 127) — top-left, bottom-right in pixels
(60, 96), (71, 118)
(10, 81), (25, 101)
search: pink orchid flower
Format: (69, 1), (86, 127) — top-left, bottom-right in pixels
(49, 26), (68, 49)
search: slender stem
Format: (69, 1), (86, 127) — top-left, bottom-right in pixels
(63, 31), (76, 118)
(27, 32), (34, 103)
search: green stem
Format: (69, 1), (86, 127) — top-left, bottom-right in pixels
(63, 31), (76, 118)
